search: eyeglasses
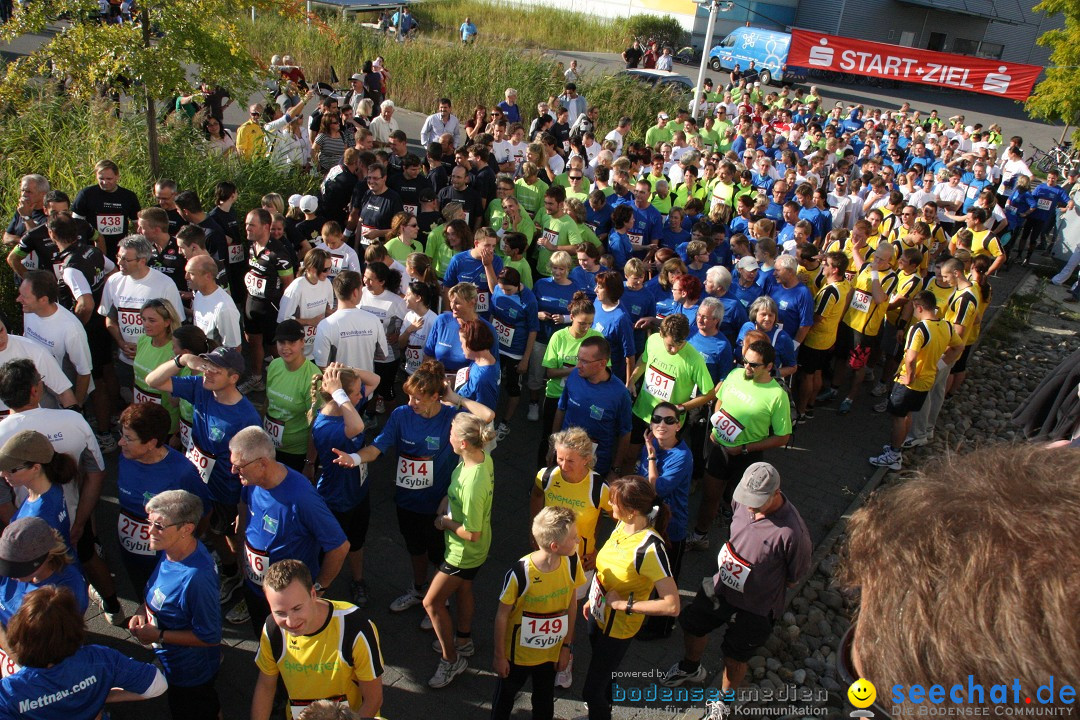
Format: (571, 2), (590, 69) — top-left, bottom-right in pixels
(576, 355), (603, 365)
(650, 415), (678, 425)
(320, 265), (333, 273)
(4, 462), (32, 474)
(406, 222), (419, 228)
(569, 176), (583, 180)
(232, 457), (261, 472)
(744, 360), (766, 369)
(148, 519), (181, 533)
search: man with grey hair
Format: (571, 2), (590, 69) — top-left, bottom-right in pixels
(704, 265), (748, 346)
(2, 173), (49, 245)
(144, 488), (204, 532)
(767, 254), (814, 347)
(230, 426), (349, 632)
(368, 99), (399, 147)
(99, 234), (185, 380)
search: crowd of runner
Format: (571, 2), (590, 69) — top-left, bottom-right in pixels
(0, 47), (1075, 720)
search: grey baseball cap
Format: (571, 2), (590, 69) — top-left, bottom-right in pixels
(0, 517), (55, 578)
(733, 462), (781, 507)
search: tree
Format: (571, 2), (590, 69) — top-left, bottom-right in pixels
(0, 0), (305, 175)
(1026, 0), (1080, 140)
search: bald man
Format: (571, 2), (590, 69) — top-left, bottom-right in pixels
(187, 254), (242, 348)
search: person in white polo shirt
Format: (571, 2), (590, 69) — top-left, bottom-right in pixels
(312, 270), (387, 372)
(17, 270), (93, 411)
(99, 234), (185, 395)
(0, 317), (75, 414)
(186, 254), (242, 348)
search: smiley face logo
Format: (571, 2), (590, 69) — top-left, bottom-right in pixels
(848, 678), (877, 709)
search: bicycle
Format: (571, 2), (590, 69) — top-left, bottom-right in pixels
(1030, 142), (1080, 175)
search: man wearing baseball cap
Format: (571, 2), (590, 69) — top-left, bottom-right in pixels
(662, 462), (810, 706)
(645, 111), (674, 149)
(146, 345), (261, 611)
(236, 103), (267, 160)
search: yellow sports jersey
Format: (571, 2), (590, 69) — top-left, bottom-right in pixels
(843, 266), (898, 336)
(878, 209), (899, 237)
(797, 263), (827, 294)
(803, 279), (851, 350)
(890, 229), (930, 274)
(256, 600), (383, 719)
(498, 552), (585, 666)
(966, 281), (990, 346)
(710, 180), (735, 209)
(535, 468), (611, 559)
(925, 278), (954, 315)
(898, 319), (961, 392)
(970, 229), (1003, 259)
(886, 269), (923, 325)
(865, 232), (883, 252)
(945, 285), (981, 345)
(590, 522), (672, 639)
(927, 223), (950, 260)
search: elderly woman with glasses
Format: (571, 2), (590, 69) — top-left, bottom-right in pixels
(127, 489), (222, 720)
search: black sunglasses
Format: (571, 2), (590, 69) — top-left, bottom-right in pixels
(744, 360), (766, 369)
(650, 415), (678, 426)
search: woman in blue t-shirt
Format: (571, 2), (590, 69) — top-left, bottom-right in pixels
(335, 360), (495, 620)
(0, 430), (75, 549)
(0, 518), (88, 631)
(0, 583), (164, 720)
(489, 267), (538, 440)
(311, 362), (380, 608)
(116, 402), (210, 598)
(128, 489), (221, 720)
(456, 319), (501, 414)
(592, 270), (637, 382)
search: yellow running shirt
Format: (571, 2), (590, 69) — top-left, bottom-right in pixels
(498, 553), (585, 666)
(803, 279), (851, 350)
(256, 600), (383, 719)
(590, 522), (672, 639)
(535, 467), (611, 559)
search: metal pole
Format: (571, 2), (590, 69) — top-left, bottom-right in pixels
(250, 6), (255, 22)
(306, 1), (311, 25)
(1060, 123), (1071, 145)
(691, 0), (718, 121)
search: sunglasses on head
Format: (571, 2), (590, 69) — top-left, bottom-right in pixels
(650, 415), (678, 426)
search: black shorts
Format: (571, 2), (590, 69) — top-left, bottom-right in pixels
(75, 520), (100, 564)
(438, 560), (482, 581)
(85, 314), (112, 378)
(166, 675), (221, 720)
(797, 344), (832, 374)
(950, 345), (973, 374)
(208, 501), (239, 536)
(704, 437), (762, 483)
(835, 323), (880, 370)
(631, 412), (649, 440)
(678, 586), (773, 663)
(243, 297), (277, 337)
(886, 384), (928, 417)
(499, 353), (523, 397)
(396, 505), (444, 565)
(333, 496), (371, 551)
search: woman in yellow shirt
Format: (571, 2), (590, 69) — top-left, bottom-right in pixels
(582, 475), (680, 720)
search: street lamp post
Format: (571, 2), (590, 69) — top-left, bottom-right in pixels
(690, 0), (728, 121)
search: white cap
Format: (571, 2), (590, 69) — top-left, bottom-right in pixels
(736, 256), (760, 271)
(299, 195), (319, 213)
(287, 194), (303, 208)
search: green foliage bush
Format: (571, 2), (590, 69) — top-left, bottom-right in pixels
(621, 14), (689, 51)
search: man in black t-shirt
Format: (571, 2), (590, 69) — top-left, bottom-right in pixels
(242, 208), (294, 392)
(138, 207), (186, 293)
(623, 40), (644, 69)
(437, 166), (484, 230)
(175, 190), (228, 268)
(153, 179), (186, 235)
(71, 159), (141, 258)
(467, 146), (497, 207)
(388, 154), (426, 216)
(346, 162), (403, 248)
(320, 148), (361, 226)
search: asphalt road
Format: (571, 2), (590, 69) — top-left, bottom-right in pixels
(0, 24), (1057, 720)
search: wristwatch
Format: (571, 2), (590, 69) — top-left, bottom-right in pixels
(741, 445), (749, 455)
(625, 596), (635, 615)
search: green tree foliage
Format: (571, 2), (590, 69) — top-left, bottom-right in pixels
(0, 0), (304, 172)
(1026, 0), (1080, 137)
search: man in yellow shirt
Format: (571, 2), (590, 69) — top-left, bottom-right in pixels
(235, 103), (268, 160)
(869, 291), (963, 470)
(794, 252), (851, 421)
(253, 560), (384, 720)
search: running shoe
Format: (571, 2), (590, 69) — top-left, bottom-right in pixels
(661, 662), (707, 687)
(219, 572), (243, 605)
(901, 434), (931, 449)
(872, 399), (888, 413)
(869, 447), (902, 471)
(428, 656), (468, 688)
(555, 655), (574, 688)
(226, 599), (250, 625)
(420, 613), (434, 630)
(88, 587), (126, 627)
(870, 382), (889, 397)
(838, 398), (853, 415)
(526, 403), (539, 421)
(495, 422), (511, 442)
(375, 396), (386, 415)
(815, 387), (838, 403)
(685, 530), (709, 551)
(389, 587), (423, 612)
(95, 432), (118, 454)
(431, 638), (475, 657)
(350, 580), (369, 608)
